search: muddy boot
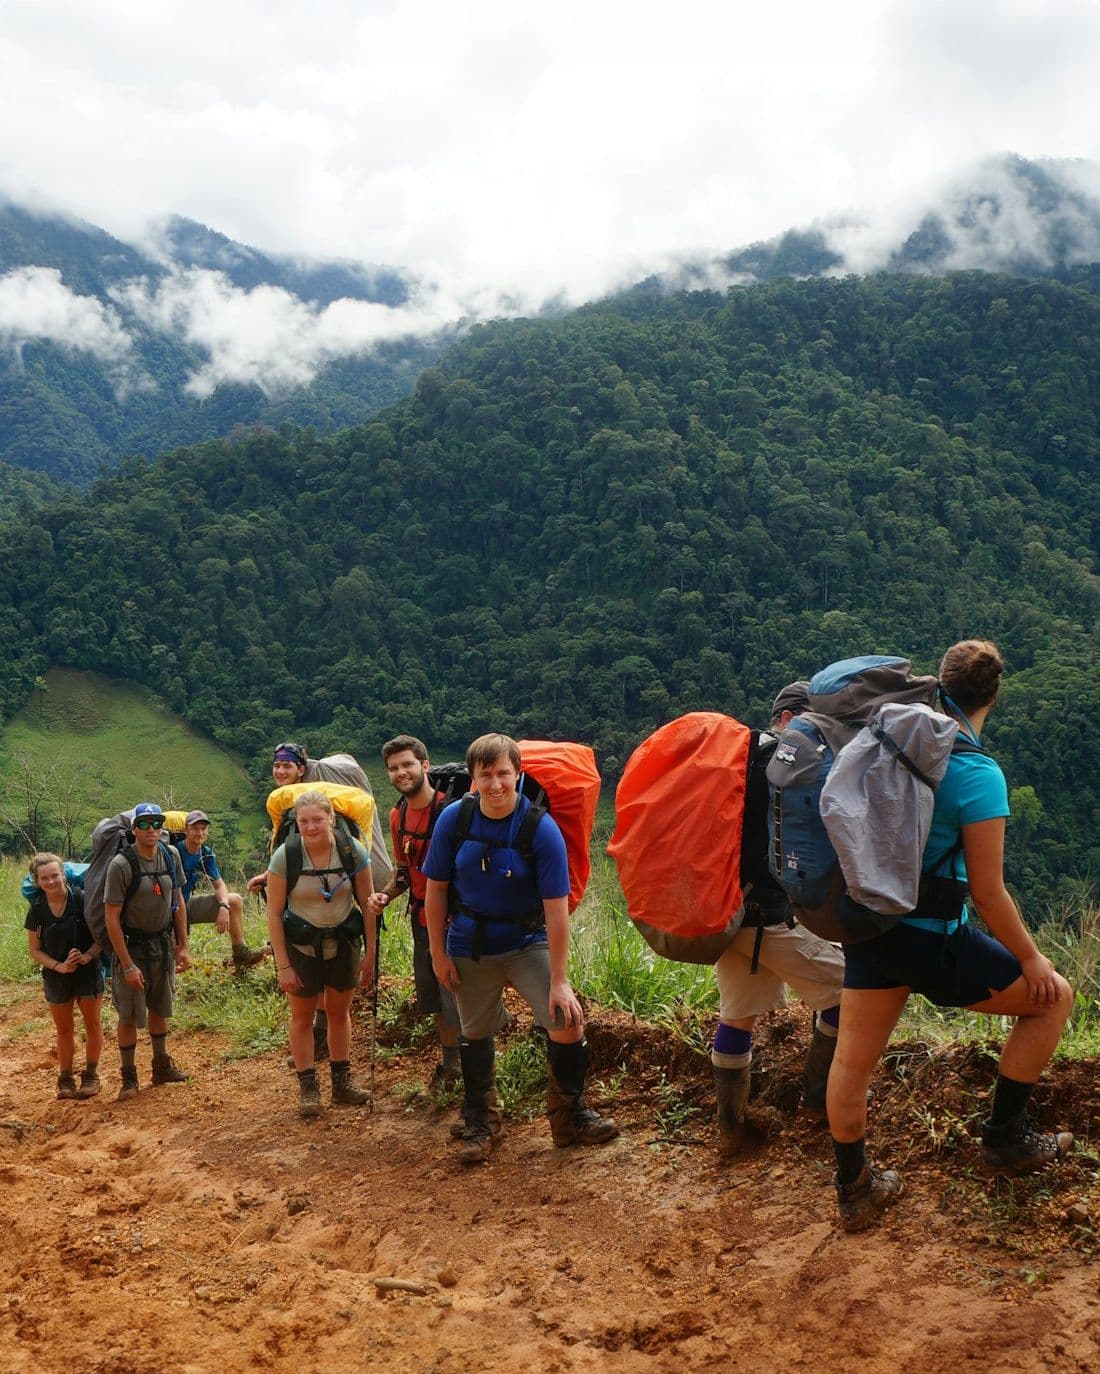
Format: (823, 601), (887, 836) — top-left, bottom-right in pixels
(981, 1117), (1074, 1176)
(455, 1037), (502, 1165)
(313, 1009), (330, 1063)
(116, 1066), (139, 1101)
(330, 1060), (371, 1107)
(429, 1043), (463, 1094)
(836, 1164), (903, 1232)
(56, 1072), (78, 1100)
(297, 1068), (323, 1119)
(801, 1021), (838, 1122)
(546, 1039), (619, 1147)
(232, 942), (265, 969)
(77, 1065), (101, 1099)
(151, 1054), (188, 1085)
(713, 1063), (751, 1157)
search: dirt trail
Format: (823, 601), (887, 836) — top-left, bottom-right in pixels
(1, 982), (1098, 1374)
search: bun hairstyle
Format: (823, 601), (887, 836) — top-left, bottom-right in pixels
(939, 639), (1005, 714)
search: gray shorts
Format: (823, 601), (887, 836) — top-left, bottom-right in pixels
(411, 916), (460, 1028)
(111, 935), (176, 1028)
(186, 894), (231, 926)
(452, 944), (569, 1040)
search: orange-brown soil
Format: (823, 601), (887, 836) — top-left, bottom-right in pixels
(2, 981), (1098, 1373)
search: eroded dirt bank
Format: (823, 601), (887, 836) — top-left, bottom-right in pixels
(2, 983), (1098, 1374)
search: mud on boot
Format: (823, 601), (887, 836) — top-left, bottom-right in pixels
(116, 1066), (139, 1101)
(835, 1164), (903, 1232)
(800, 1020), (838, 1122)
(456, 1100), (501, 1166)
(232, 943), (266, 970)
(56, 1072), (78, 1100)
(981, 1118), (1073, 1176)
(455, 1036), (502, 1165)
(330, 1061), (370, 1107)
(76, 1067), (101, 1099)
(546, 1038), (619, 1148)
(151, 1054), (188, 1085)
(713, 1063), (751, 1158)
(297, 1069), (324, 1119)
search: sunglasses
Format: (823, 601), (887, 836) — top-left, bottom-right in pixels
(134, 818), (164, 830)
(274, 741), (306, 763)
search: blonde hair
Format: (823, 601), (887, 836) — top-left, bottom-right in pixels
(28, 852), (65, 887)
(293, 789), (335, 820)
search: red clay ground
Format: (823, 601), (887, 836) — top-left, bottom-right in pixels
(1, 979), (1098, 1374)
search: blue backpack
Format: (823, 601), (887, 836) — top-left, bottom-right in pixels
(766, 655), (943, 943)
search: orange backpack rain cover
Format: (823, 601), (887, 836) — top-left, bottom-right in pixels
(608, 712), (752, 943)
(517, 740), (601, 912)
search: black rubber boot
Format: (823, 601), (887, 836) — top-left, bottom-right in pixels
(545, 1039), (618, 1147)
(801, 1022), (838, 1121)
(455, 1037), (501, 1165)
(713, 1063), (751, 1157)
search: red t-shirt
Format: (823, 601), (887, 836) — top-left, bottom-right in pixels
(389, 792), (446, 924)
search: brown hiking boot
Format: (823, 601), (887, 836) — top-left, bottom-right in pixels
(981, 1120), (1074, 1176)
(330, 1062), (370, 1107)
(116, 1066), (139, 1101)
(298, 1071), (324, 1119)
(56, 1072), (78, 1100)
(836, 1165), (903, 1232)
(151, 1054), (188, 1085)
(76, 1068), (101, 1099)
(455, 1095), (502, 1166)
(232, 944), (266, 969)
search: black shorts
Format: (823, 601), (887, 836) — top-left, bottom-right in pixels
(410, 915), (459, 1026)
(286, 937), (362, 998)
(42, 962), (105, 1006)
(843, 920), (1022, 1008)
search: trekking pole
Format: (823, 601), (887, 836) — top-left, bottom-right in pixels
(368, 912), (382, 1116)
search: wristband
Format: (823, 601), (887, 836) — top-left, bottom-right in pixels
(123, 964), (138, 975)
(218, 902), (230, 910)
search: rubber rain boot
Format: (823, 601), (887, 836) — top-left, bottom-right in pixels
(545, 1039), (619, 1147)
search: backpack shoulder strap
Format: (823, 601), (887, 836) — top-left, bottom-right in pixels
(333, 818), (361, 883)
(284, 829), (303, 896)
(452, 793), (479, 849)
(515, 804), (547, 860)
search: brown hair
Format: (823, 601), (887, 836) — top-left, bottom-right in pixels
(28, 852), (65, 886)
(382, 734), (428, 763)
(939, 640), (1005, 714)
(466, 733), (521, 775)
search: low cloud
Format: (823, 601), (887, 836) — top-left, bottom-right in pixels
(0, 265), (145, 395)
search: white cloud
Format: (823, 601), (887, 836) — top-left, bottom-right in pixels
(0, 266), (144, 395)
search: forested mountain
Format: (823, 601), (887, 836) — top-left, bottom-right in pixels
(0, 203), (440, 484)
(0, 269), (1096, 905)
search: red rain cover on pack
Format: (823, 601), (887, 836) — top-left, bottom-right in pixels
(517, 740), (601, 913)
(607, 713), (752, 961)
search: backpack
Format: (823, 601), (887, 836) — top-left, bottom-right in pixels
(267, 781), (374, 911)
(766, 654), (961, 944)
(516, 740), (600, 913)
(608, 712), (754, 964)
(83, 811), (179, 945)
(393, 764), (470, 907)
(306, 752), (394, 889)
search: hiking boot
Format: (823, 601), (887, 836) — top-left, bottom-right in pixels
(713, 1063), (751, 1157)
(455, 1037), (502, 1164)
(835, 1165), (903, 1232)
(801, 1022), (837, 1122)
(77, 1067), (102, 1099)
(56, 1072), (78, 1100)
(151, 1054), (188, 1085)
(456, 1106), (499, 1165)
(981, 1120), (1074, 1176)
(232, 943), (265, 969)
(116, 1066), (139, 1101)
(313, 1011), (330, 1063)
(298, 1070), (324, 1120)
(546, 1038), (620, 1148)
(330, 1061), (370, 1107)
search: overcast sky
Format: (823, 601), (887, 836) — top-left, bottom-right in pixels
(2, 0), (1099, 308)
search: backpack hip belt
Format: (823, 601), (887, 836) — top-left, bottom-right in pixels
(740, 898), (795, 930)
(282, 908), (364, 957)
(122, 924), (174, 945)
(458, 905), (546, 961)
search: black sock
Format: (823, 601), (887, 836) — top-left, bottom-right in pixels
(329, 1059), (349, 1079)
(832, 1137), (868, 1187)
(84, 1060), (98, 1075)
(151, 1033), (168, 1058)
(987, 1074), (1035, 1136)
(297, 1068), (318, 1086)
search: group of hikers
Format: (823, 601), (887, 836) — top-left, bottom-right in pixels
(21, 637), (1073, 1233)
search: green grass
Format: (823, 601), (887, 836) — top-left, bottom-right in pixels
(0, 667), (268, 863)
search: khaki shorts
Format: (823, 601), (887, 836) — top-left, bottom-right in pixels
(452, 944), (569, 1040)
(715, 921), (844, 1022)
(186, 894), (235, 925)
(111, 936), (176, 1028)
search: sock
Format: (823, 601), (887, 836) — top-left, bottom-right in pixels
(120, 1044), (136, 1071)
(84, 1060), (99, 1076)
(712, 1023), (753, 1070)
(819, 1005), (841, 1033)
(297, 1068), (318, 1087)
(329, 1059), (350, 1080)
(833, 1136), (868, 1188)
(987, 1074), (1035, 1137)
(151, 1033), (168, 1059)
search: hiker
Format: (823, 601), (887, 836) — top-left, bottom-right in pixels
(712, 681), (846, 1155)
(25, 853), (105, 1100)
(827, 640), (1073, 1231)
(249, 741), (392, 1061)
(174, 810), (264, 969)
(368, 735), (463, 1091)
(102, 802), (191, 1100)
(264, 788), (377, 1118)
(423, 732), (618, 1164)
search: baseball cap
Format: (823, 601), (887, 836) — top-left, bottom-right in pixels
(771, 680), (811, 719)
(185, 810), (210, 826)
(133, 802), (166, 820)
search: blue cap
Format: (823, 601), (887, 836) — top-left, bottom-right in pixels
(133, 802), (166, 820)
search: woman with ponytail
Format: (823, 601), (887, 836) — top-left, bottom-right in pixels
(827, 640), (1073, 1231)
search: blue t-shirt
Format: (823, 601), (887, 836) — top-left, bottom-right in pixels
(175, 842), (222, 902)
(904, 748), (1009, 931)
(422, 794), (569, 958)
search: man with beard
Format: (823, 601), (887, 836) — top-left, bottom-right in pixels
(368, 735), (463, 1090)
